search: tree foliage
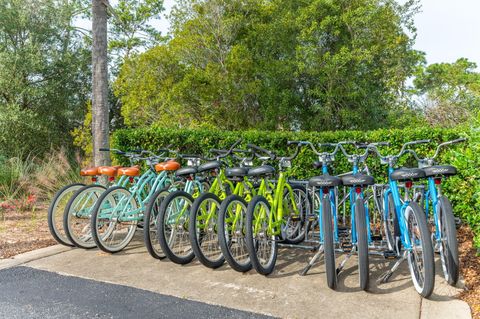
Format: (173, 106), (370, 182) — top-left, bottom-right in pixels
(115, 0), (424, 131)
(414, 58), (480, 127)
(0, 0), (91, 156)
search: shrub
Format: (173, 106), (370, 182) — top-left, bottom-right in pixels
(111, 125), (478, 248)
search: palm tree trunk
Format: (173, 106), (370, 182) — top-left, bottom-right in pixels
(92, 0), (110, 166)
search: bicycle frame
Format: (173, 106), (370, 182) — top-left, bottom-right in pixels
(99, 170), (171, 222)
(72, 175), (131, 218)
(316, 163), (339, 244)
(347, 163), (372, 245)
(254, 171), (302, 237)
(383, 166), (415, 251)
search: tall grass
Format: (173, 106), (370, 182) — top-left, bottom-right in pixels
(0, 148), (82, 208)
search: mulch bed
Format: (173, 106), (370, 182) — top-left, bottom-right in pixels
(458, 225), (480, 319)
(0, 208), (56, 259)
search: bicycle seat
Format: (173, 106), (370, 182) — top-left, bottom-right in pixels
(175, 166), (198, 177)
(226, 167), (249, 177)
(118, 166), (140, 177)
(422, 165), (457, 177)
(155, 160), (181, 172)
(247, 165), (275, 177)
(197, 160), (222, 173)
(308, 175), (342, 188)
(80, 167), (99, 176)
(341, 174), (375, 187)
(97, 166), (120, 177)
(390, 168), (425, 181)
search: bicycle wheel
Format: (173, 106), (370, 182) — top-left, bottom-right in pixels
(405, 201), (434, 298)
(437, 196), (459, 285)
(322, 195), (337, 290)
(189, 192), (224, 268)
(143, 188), (169, 259)
(48, 183), (85, 246)
(283, 184), (310, 244)
(157, 191), (195, 264)
(218, 194), (251, 272)
(91, 186), (139, 253)
(246, 195), (278, 275)
(355, 198), (369, 291)
(384, 193), (401, 253)
(64, 184), (106, 249)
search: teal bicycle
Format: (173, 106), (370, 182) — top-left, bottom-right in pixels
(62, 149), (140, 248)
(90, 149), (176, 253)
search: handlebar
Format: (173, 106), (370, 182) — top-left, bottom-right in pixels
(247, 144), (276, 160)
(405, 138), (466, 164)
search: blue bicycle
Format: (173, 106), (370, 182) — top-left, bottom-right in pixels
(299, 141), (374, 291)
(408, 138), (466, 286)
(370, 140), (435, 298)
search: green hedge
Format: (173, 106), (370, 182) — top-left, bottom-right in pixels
(112, 125), (479, 248)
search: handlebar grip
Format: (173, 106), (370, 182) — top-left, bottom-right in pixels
(319, 143), (336, 147)
(210, 148), (228, 154)
(448, 138), (467, 144)
(179, 154), (201, 159)
(99, 148), (110, 152)
(411, 139), (431, 144)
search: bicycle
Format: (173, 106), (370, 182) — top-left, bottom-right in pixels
(62, 149), (140, 248)
(157, 140), (241, 265)
(244, 142), (310, 275)
(408, 138), (466, 286)
(371, 140), (435, 298)
(144, 152), (208, 260)
(217, 149), (259, 272)
(90, 149), (177, 253)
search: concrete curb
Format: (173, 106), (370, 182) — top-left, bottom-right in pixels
(0, 245), (72, 270)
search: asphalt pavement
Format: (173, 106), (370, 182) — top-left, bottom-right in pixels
(0, 266), (271, 319)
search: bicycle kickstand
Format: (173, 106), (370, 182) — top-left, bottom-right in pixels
(377, 250), (408, 284)
(336, 246), (356, 275)
(299, 245), (324, 276)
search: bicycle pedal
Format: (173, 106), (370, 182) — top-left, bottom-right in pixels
(306, 214), (317, 222)
(371, 235), (382, 241)
(341, 242), (353, 252)
(383, 250), (397, 260)
(289, 215), (301, 222)
(338, 228), (349, 238)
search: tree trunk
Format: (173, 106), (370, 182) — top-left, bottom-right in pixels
(92, 0), (110, 166)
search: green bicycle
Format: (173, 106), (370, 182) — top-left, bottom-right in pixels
(245, 142), (310, 275)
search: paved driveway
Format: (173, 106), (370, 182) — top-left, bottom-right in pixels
(0, 232), (471, 319)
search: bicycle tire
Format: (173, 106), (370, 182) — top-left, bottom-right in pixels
(282, 184), (310, 244)
(355, 198), (369, 291)
(189, 192), (225, 268)
(143, 188), (169, 259)
(405, 201), (435, 298)
(384, 193), (401, 253)
(157, 190), (195, 264)
(91, 186), (138, 253)
(64, 184), (106, 249)
(438, 196), (459, 285)
(246, 195), (278, 275)
(218, 194), (251, 272)
(322, 195), (337, 290)
(48, 183), (85, 246)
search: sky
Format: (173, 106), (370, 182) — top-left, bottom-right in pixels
(107, 0), (480, 67)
